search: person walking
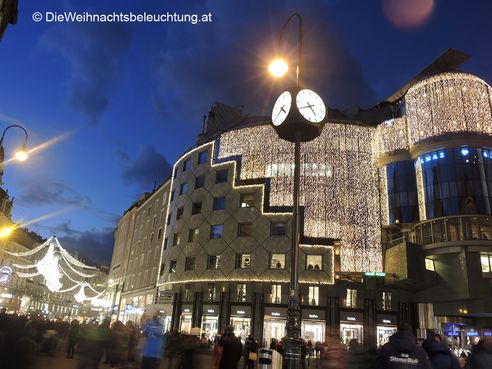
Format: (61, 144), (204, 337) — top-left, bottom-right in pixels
(218, 325), (243, 369)
(465, 336), (492, 369)
(375, 323), (432, 369)
(422, 334), (460, 369)
(66, 319), (79, 359)
(244, 335), (258, 369)
(141, 315), (166, 369)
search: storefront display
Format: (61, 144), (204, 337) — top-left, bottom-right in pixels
(180, 306), (192, 334)
(201, 305), (219, 339)
(376, 314), (397, 348)
(263, 307), (287, 346)
(230, 306), (251, 341)
(301, 309), (326, 343)
(340, 311), (364, 345)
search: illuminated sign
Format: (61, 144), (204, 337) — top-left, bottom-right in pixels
(447, 331), (460, 336)
(467, 331), (479, 337)
(419, 151), (446, 164)
(271, 312), (281, 317)
(0, 266), (12, 285)
(347, 317), (356, 321)
(125, 304), (133, 311)
(237, 310), (245, 315)
(0, 293), (13, 298)
(484, 332), (492, 336)
(308, 314), (319, 319)
(183, 308), (191, 313)
(383, 319), (392, 324)
(364, 272), (386, 277)
(207, 309), (215, 313)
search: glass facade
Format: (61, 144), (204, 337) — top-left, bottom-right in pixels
(420, 148), (492, 218)
(386, 160), (418, 224)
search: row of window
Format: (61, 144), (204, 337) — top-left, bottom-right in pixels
(161, 253), (324, 274)
(172, 168), (229, 201)
(164, 221), (288, 248)
(178, 150), (209, 176)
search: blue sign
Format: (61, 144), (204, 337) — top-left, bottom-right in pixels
(467, 331), (479, 337)
(484, 332), (492, 336)
(447, 331), (460, 336)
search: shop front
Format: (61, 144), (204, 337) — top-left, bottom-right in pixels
(301, 309), (326, 343)
(201, 305), (219, 339)
(376, 314), (398, 348)
(263, 307), (287, 346)
(180, 305), (193, 333)
(230, 305), (251, 341)
(340, 310), (364, 345)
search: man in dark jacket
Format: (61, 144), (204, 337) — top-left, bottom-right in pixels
(218, 325), (243, 369)
(422, 335), (460, 369)
(465, 336), (492, 369)
(375, 323), (433, 369)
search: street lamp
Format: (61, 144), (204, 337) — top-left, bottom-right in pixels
(268, 13), (327, 369)
(0, 124), (29, 184)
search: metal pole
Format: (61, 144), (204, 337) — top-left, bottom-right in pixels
(283, 130), (303, 369)
(280, 13), (303, 87)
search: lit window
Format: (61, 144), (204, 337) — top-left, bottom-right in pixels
(238, 223), (253, 237)
(172, 233), (181, 246)
(425, 258), (435, 271)
(216, 169), (228, 183)
(207, 255), (221, 269)
(183, 159), (190, 171)
(240, 193), (255, 208)
(210, 225), (223, 239)
(480, 253), (492, 272)
(213, 196), (226, 210)
(192, 202), (202, 215)
(237, 253), (251, 268)
(208, 283), (216, 301)
(169, 260), (177, 273)
(271, 285), (281, 304)
(195, 175), (205, 189)
(185, 284), (192, 301)
(346, 289), (357, 308)
(179, 183), (187, 195)
(237, 284), (247, 302)
(185, 257), (195, 271)
(188, 228), (199, 242)
(306, 255), (322, 270)
(270, 254), (285, 269)
(271, 221), (287, 236)
(198, 150), (208, 164)
(308, 286), (319, 306)
(176, 207), (184, 220)
(382, 292), (392, 311)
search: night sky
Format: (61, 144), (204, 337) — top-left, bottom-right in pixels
(0, 0), (491, 265)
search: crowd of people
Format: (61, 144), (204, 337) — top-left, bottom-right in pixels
(1, 307), (492, 369)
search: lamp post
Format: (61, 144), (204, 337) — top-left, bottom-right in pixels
(268, 13), (327, 369)
(0, 124), (29, 185)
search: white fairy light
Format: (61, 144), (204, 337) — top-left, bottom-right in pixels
(74, 284), (87, 303)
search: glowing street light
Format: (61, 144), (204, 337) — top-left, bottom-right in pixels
(14, 145), (28, 161)
(0, 226), (15, 238)
(268, 58), (289, 77)
(0, 124), (29, 184)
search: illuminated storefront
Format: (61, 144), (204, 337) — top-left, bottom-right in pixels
(263, 307), (287, 345)
(180, 306), (192, 333)
(230, 305), (251, 341)
(301, 309), (326, 343)
(340, 311), (364, 345)
(201, 305), (219, 339)
(376, 314), (397, 348)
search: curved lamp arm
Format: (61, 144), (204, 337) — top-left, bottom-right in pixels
(279, 13), (303, 87)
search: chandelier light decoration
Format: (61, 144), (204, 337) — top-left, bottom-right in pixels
(6, 236), (105, 302)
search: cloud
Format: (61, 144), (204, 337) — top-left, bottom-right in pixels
(39, 22), (132, 122)
(120, 145), (172, 190)
(17, 180), (91, 208)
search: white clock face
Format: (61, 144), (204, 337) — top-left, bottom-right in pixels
(271, 91), (292, 126)
(296, 89), (326, 123)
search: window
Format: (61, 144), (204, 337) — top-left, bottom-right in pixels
(160, 210), (165, 223)
(208, 283), (216, 301)
(167, 213), (172, 225)
(172, 233), (181, 246)
(152, 216), (156, 228)
(179, 183), (187, 195)
(163, 237), (168, 250)
(237, 284), (247, 302)
(158, 228), (162, 239)
(192, 202), (202, 215)
(271, 284), (281, 304)
(185, 284), (192, 301)
(169, 260), (177, 273)
(185, 257), (195, 271)
(208, 255), (221, 269)
(346, 288), (357, 308)
(150, 233), (154, 244)
(481, 253), (492, 272)
(271, 221), (287, 236)
(270, 254), (285, 269)
(236, 253), (251, 268)
(210, 225), (223, 239)
(147, 206), (152, 216)
(183, 159), (190, 171)
(425, 258), (435, 271)
(176, 207), (184, 220)
(195, 175), (205, 189)
(188, 228), (200, 242)
(382, 292), (392, 311)
(213, 196), (226, 210)
(216, 169), (228, 183)
(238, 223), (253, 237)
(198, 150), (208, 164)
(308, 286), (319, 306)
(240, 193), (255, 208)
(170, 190), (175, 202)
(306, 255), (322, 270)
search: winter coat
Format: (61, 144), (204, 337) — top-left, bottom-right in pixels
(218, 333), (243, 369)
(375, 330), (433, 369)
(142, 319), (165, 359)
(465, 341), (492, 369)
(422, 339), (460, 369)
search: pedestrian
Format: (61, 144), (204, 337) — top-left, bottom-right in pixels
(218, 325), (243, 369)
(459, 353), (467, 368)
(125, 320), (138, 363)
(465, 336), (492, 369)
(108, 320), (128, 368)
(141, 315), (165, 369)
(244, 335), (258, 369)
(422, 334), (460, 369)
(307, 340), (314, 358)
(375, 323), (432, 369)
(66, 319), (79, 359)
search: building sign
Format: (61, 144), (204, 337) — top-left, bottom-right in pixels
(264, 307), (287, 318)
(0, 266), (12, 285)
(484, 332), (492, 337)
(467, 331), (479, 337)
(447, 331), (460, 336)
(364, 272), (386, 277)
(377, 314), (397, 326)
(302, 309), (326, 320)
(202, 304), (219, 315)
(340, 311), (363, 324)
(231, 305), (251, 317)
(183, 308), (191, 313)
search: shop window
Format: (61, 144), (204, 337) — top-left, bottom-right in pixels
(306, 255), (322, 270)
(192, 202), (202, 215)
(271, 221), (287, 236)
(208, 283), (216, 301)
(172, 233), (181, 246)
(308, 286), (319, 306)
(185, 257), (195, 271)
(185, 284), (192, 301)
(183, 159), (190, 171)
(176, 207), (184, 220)
(198, 150), (208, 164)
(210, 225), (223, 239)
(237, 284), (247, 302)
(346, 289), (357, 308)
(169, 260), (177, 273)
(240, 193), (255, 208)
(238, 223), (253, 237)
(188, 228), (200, 242)
(271, 284), (282, 304)
(179, 183), (187, 195)
(480, 253), (492, 272)
(216, 169), (228, 183)
(208, 255), (221, 269)
(236, 253), (251, 268)
(382, 292), (392, 311)
(195, 175), (205, 189)
(425, 258), (435, 271)
(213, 196), (226, 210)
(270, 254), (285, 269)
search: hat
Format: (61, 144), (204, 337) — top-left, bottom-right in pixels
(225, 325), (234, 333)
